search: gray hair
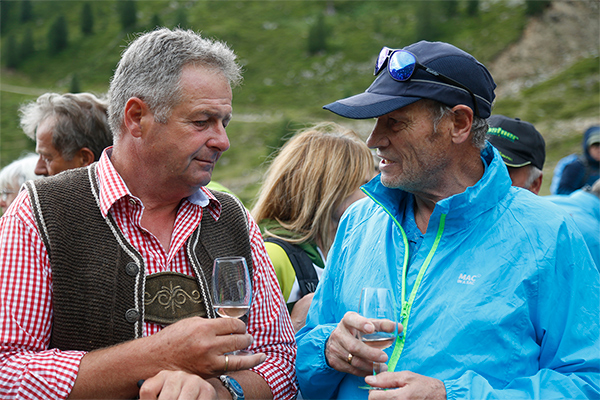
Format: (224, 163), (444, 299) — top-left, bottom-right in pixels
(0, 153), (42, 190)
(522, 165), (543, 190)
(19, 92), (112, 161)
(424, 99), (488, 150)
(108, 28), (242, 138)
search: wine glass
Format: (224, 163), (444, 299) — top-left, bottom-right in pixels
(358, 287), (398, 378)
(212, 256), (252, 355)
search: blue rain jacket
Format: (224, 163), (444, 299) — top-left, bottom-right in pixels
(546, 189), (600, 269)
(296, 144), (600, 399)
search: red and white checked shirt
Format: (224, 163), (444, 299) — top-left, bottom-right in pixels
(0, 150), (297, 400)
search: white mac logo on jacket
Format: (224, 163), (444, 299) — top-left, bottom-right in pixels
(457, 274), (481, 285)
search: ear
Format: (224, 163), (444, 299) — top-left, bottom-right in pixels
(449, 105), (474, 145)
(75, 147), (96, 167)
(529, 173), (543, 195)
(123, 97), (150, 138)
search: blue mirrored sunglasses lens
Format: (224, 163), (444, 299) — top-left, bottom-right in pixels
(388, 51), (417, 81)
(375, 47), (392, 74)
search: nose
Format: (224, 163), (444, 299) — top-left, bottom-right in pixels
(34, 156), (49, 176)
(210, 123), (230, 153)
(366, 118), (387, 149)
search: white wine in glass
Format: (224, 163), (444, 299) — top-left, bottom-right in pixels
(214, 305), (251, 319)
(212, 256), (253, 355)
(358, 287), (398, 377)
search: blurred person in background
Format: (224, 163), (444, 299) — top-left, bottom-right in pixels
(551, 125), (600, 195)
(19, 92), (113, 176)
(487, 116), (598, 268)
(546, 179), (600, 269)
(252, 121), (375, 332)
(486, 115), (545, 194)
(0, 153), (43, 214)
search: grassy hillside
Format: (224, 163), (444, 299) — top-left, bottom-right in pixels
(1, 0), (598, 202)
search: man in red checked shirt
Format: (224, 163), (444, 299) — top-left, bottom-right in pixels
(0, 28), (297, 400)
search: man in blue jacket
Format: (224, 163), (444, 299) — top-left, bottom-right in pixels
(546, 179), (600, 269)
(296, 41), (599, 399)
(486, 115), (546, 194)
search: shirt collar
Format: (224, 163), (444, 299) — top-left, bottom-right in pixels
(95, 147), (221, 219)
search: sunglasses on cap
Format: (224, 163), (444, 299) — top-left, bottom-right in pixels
(374, 46), (480, 117)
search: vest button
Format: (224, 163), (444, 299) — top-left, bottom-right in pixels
(129, 198), (136, 205)
(125, 262), (139, 277)
(125, 308), (140, 323)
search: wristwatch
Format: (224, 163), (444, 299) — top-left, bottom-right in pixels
(219, 375), (245, 400)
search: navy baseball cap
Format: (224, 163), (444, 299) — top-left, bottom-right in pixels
(324, 41), (496, 119)
(487, 115), (546, 170)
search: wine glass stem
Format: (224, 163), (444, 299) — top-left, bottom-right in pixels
(373, 361), (388, 375)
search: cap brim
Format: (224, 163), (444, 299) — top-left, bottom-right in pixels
(496, 148), (533, 168)
(323, 92), (422, 119)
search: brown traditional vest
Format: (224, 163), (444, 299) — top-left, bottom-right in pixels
(25, 164), (253, 352)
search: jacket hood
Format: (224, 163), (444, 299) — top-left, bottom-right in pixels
(362, 143), (513, 229)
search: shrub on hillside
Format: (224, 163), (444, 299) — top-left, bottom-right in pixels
(119, 0), (137, 32)
(48, 14), (68, 54)
(20, 29), (35, 61)
(307, 13), (328, 55)
(81, 2), (94, 35)
(5, 35), (20, 69)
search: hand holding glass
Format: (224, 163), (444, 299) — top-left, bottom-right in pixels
(212, 256), (252, 355)
(358, 287), (398, 376)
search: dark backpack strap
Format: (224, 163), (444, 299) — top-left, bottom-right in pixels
(265, 237), (319, 297)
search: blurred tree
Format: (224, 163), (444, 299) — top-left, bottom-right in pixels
(20, 0), (33, 23)
(81, 2), (94, 35)
(5, 35), (20, 69)
(174, 7), (189, 29)
(20, 28), (35, 61)
(48, 14), (68, 54)
(150, 13), (163, 30)
(307, 13), (328, 55)
(415, 2), (441, 41)
(443, 0), (459, 17)
(526, 0), (551, 16)
(70, 73), (81, 93)
(1, 1), (13, 33)
(119, 0), (137, 31)
(467, 0), (479, 17)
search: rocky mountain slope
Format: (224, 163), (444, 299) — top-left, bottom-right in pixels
(489, 0), (599, 139)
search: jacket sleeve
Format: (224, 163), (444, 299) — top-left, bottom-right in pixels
(557, 160), (586, 195)
(444, 219), (600, 399)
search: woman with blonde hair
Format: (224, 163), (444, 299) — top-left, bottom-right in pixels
(252, 121), (375, 331)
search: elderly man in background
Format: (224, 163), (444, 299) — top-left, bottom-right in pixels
(0, 153), (42, 213)
(19, 91), (113, 176)
(486, 114), (545, 194)
(0, 28), (296, 400)
(296, 40), (599, 399)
